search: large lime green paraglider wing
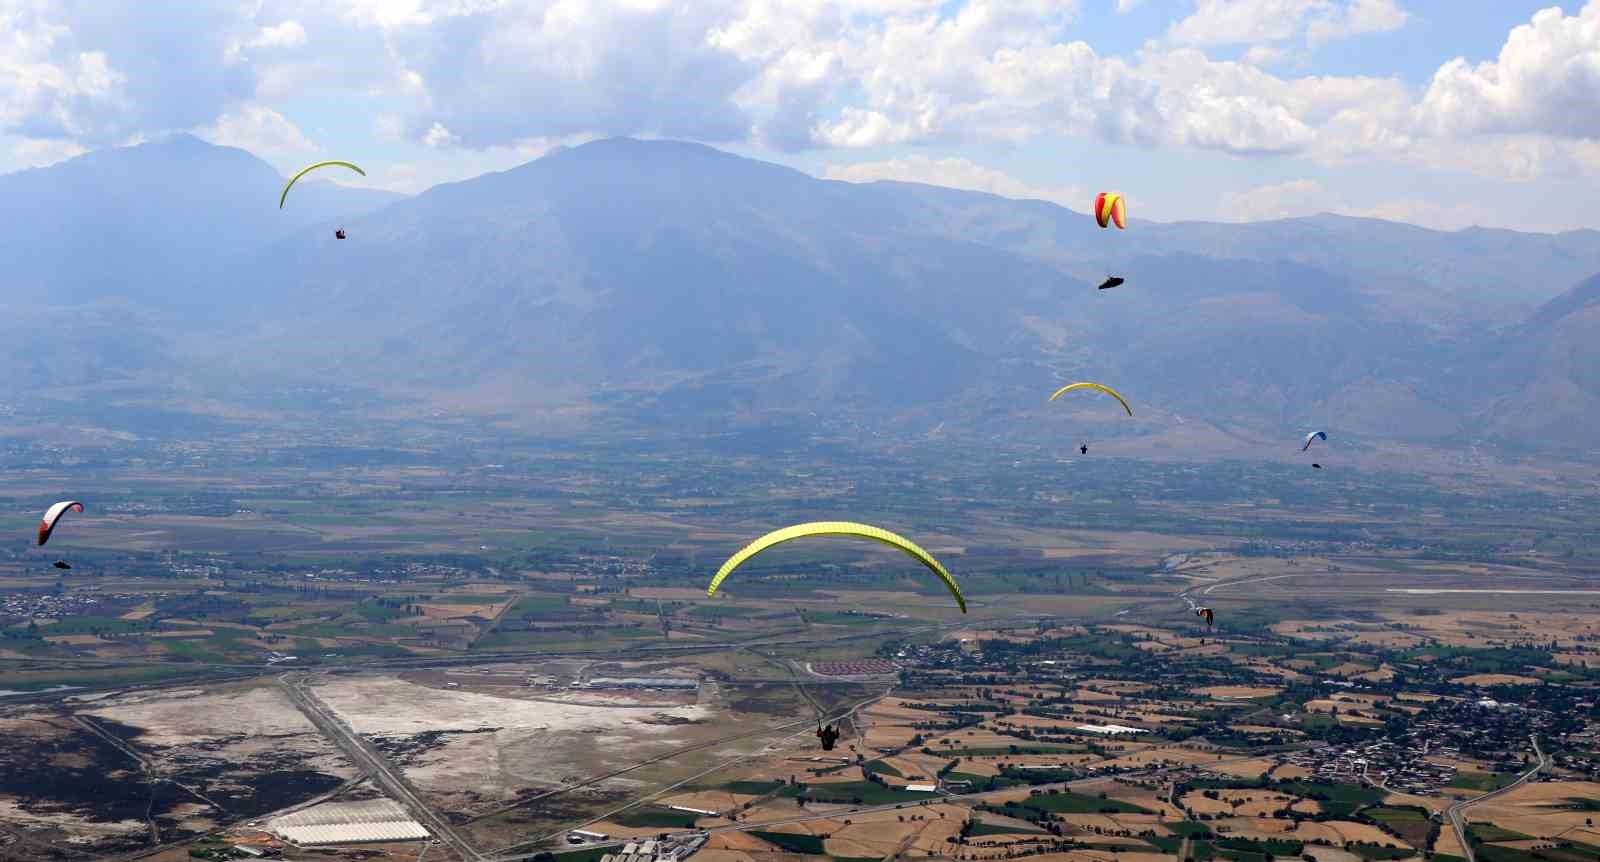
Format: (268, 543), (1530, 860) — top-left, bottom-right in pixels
(279, 161), (367, 209)
(1048, 382), (1133, 416)
(705, 521), (966, 613)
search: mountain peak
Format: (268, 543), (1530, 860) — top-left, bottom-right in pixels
(562, 136), (740, 160)
(58, 131), (271, 177)
(531, 135), (809, 183)
(0, 130), (403, 308)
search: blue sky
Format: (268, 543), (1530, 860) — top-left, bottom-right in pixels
(1, 1), (1596, 231)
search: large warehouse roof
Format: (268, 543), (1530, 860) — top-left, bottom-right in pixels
(268, 799), (431, 845)
(275, 822), (431, 845)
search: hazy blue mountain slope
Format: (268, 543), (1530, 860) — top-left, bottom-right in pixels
(0, 134), (402, 309)
(1477, 273), (1600, 450)
(862, 183), (1600, 314)
(4, 135), (1597, 458)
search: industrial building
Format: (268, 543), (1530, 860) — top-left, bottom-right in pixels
(266, 799), (430, 846)
(601, 832), (707, 862)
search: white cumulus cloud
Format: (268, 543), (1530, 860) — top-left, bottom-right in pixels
(0, 1), (258, 145)
(1167, 0), (1407, 48)
(1218, 178), (1493, 231)
(200, 102), (316, 153)
(0, 0), (1595, 192)
(1306, 0), (1407, 46)
(10, 135), (86, 168)
(1217, 178), (1334, 221)
(421, 121), (459, 148)
(250, 20), (307, 49)
(1416, 2), (1600, 140)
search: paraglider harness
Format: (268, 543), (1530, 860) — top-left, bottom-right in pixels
(817, 723), (841, 751)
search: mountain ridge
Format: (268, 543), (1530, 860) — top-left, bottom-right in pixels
(4, 135), (1600, 461)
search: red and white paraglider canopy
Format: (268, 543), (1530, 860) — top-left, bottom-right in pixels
(38, 501), (83, 546)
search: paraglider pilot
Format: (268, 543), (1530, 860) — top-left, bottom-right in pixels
(1080, 444), (1088, 455)
(817, 723), (841, 751)
(335, 228), (347, 240)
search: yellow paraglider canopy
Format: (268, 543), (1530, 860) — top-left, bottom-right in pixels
(1048, 382), (1133, 416)
(705, 521), (966, 613)
(280, 161), (367, 209)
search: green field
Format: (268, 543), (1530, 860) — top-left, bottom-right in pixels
(1476, 845), (1600, 862)
(428, 593), (514, 605)
(861, 759), (904, 778)
(31, 616), (156, 636)
(1470, 824), (1535, 843)
(474, 626), (655, 650)
(1217, 837), (1304, 857)
(1365, 805), (1433, 847)
(684, 604), (766, 619)
(802, 781), (937, 805)
(967, 821), (1047, 836)
(611, 808), (701, 829)
(1346, 843), (1414, 860)
(942, 770), (1024, 791)
(0, 664), (217, 692)
(1276, 781), (1385, 817)
(1451, 771), (1516, 792)
(750, 831), (827, 854)
(350, 602), (411, 622)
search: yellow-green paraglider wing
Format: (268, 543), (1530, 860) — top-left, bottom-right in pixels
(706, 521), (966, 613)
(279, 160), (367, 209)
(1049, 382), (1133, 416)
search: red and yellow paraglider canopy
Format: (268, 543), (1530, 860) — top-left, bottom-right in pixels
(1094, 192), (1126, 229)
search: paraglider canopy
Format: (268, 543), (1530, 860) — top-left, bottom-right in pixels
(280, 161), (367, 209)
(1094, 193), (1126, 229)
(1301, 430), (1328, 452)
(1098, 276), (1125, 290)
(1312, 463), (1324, 469)
(1049, 382), (1133, 417)
(38, 501), (83, 546)
(706, 521), (966, 613)
(52, 560), (71, 570)
(1195, 607), (1214, 626)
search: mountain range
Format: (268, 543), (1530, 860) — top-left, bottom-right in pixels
(5, 134), (1600, 463)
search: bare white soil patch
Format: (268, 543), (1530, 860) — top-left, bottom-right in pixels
(85, 686), (317, 748)
(313, 675), (715, 815)
(314, 675), (707, 736)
